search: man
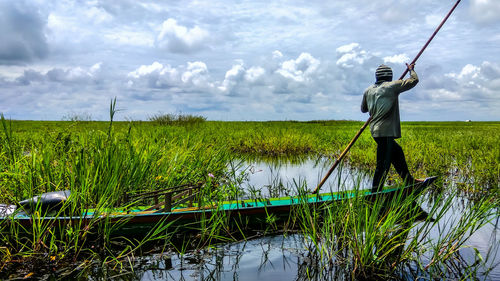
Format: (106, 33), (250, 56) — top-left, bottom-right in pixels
(361, 63), (420, 192)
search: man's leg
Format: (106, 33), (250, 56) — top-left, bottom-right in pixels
(390, 139), (415, 184)
(372, 137), (393, 192)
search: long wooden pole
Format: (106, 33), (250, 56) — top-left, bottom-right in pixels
(313, 0), (461, 194)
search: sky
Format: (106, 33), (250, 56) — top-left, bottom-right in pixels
(0, 0), (499, 121)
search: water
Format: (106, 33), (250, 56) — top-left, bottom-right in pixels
(137, 235), (307, 281)
(8, 157), (500, 280)
(418, 195), (500, 280)
(126, 157), (496, 281)
(71, 235), (318, 280)
(85, 217), (499, 280)
(236, 157), (372, 197)
(103, 234), (361, 281)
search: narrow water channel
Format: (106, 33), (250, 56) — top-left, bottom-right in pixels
(38, 158), (500, 280)
(102, 224), (500, 280)
(131, 157), (496, 281)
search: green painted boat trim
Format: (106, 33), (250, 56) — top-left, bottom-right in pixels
(6, 177), (437, 221)
(81, 184), (414, 217)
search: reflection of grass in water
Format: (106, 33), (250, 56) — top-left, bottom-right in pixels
(223, 163), (496, 279)
(242, 156), (371, 197)
(112, 211), (498, 281)
(293, 178), (499, 280)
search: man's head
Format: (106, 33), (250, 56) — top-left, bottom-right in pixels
(375, 64), (393, 83)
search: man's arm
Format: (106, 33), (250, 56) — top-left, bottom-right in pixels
(398, 63), (419, 92)
(361, 92), (368, 113)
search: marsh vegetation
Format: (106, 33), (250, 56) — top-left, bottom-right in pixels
(0, 111), (499, 280)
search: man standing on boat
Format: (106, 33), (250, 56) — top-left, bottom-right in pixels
(361, 63), (420, 192)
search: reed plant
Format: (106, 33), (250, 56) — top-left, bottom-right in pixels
(293, 179), (498, 280)
(0, 103), (235, 277)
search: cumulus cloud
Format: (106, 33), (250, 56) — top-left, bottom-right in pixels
(83, 6), (113, 24)
(118, 52), (312, 102)
(47, 64), (103, 83)
(219, 63), (245, 93)
(272, 50), (283, 59)
(156, 18), (210, 53)
(128, 62), (164, 79)
(333, 43), (382, 96)
(0, 1), (49, 64)
(218, 62), (270, 95)
(417, 61), (500, 108)
(245, 66), (266, 83)
(336, 43), (359, 54)
(446, 64), (481, 80)
(209, 53), (315, 101)
(16, 63), (103, 85)
(336, 43), (371, 68)
(383, 54), (410, 64)
(182, 61), (209, 86)
(128, 61), (212, 90)
(126, 50), (359, 112)
(400, 60), (500, 120)
(276, 53), (320, 82)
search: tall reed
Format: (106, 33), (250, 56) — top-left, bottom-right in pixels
(0, 102), (235, 277)
(294, 180), (498, 280)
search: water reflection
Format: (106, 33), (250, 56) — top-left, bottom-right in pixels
(122, 207), (497, 281)
(416, 193), (500, 280)
(120, 235), (353, 281)
(25, 157), (500, 280)
(237, 156), (372, 197)
(84, 208), (497, 281)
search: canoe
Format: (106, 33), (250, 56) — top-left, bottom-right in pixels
(0, 177), (437, 233)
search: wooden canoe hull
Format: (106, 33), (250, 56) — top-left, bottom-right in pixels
(1, 177), (437, 233)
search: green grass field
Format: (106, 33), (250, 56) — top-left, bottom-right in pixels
(2, 119), (498, 202)
(1, 117), (499, 279)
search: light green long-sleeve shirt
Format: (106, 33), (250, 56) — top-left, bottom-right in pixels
(361, 70), (419, 138)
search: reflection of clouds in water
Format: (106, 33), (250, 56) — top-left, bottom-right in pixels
(129, 173), (499, 281)
(134, 207), (499, 281)
(241, 157), (371, 196)
(139, 234), (310, 281)
(417, 194), (500, 280)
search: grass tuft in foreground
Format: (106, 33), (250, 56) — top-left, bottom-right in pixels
(293, 180), (498, 280)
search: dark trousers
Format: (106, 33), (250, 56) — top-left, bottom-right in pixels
(372, 137), (414, 192)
